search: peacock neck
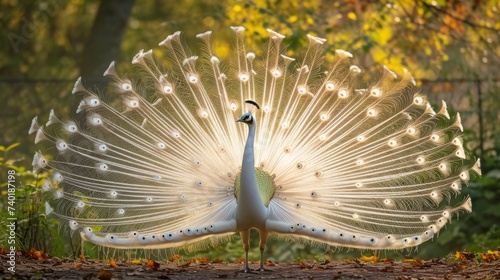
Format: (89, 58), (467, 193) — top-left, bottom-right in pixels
(242, 120), (257, 172)
(236, 118), (268, 230)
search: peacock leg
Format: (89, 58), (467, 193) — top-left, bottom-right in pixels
(256, 230), (270, 271)
(240, 230), (252, 273)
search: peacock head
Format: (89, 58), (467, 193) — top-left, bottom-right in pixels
(236, 100), (260, 125)
(236, 112), (254, 124)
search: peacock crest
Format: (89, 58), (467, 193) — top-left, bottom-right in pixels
(30, 26), (480, 272)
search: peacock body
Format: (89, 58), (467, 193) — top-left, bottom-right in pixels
(31, 27), (480, 271)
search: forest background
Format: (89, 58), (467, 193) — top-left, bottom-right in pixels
(1, 0), (499, 261)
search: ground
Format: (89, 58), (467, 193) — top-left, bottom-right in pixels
(1, 251), (500, 280)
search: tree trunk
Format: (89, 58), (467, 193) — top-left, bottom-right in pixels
(80, 0), (135, 84)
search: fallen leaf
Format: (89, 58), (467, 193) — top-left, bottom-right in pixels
(359, 255), (379, 263)
(480, 253), (496, 262)
(490, 250), (499, 258)
(412, 259), (425, 267)
(168, 254), (182, 262)
(402, 257), (416, 263)
(455, 249), (475, 261)
(130, 259), (142, 265)
(192, 257), (209, 264)
(178, 260), (192, 267)
(147, 259), (160, 270)
(34, 250), (44, 260)
(109, 259), (119, 268)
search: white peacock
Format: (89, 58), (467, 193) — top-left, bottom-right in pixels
(30, 26), (480, 272)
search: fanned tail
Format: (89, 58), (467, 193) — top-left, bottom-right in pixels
(254, 30), (480, 249)
(30, 27), (480, 252)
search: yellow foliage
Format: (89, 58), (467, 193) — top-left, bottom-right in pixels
(347, 12), (357, 21)
(203, 16), (216, 27)
(232, 4), (242, 12)
(372, 48), (387, 64)
(306, 15), (314, 25)
(375, 26), (392, 44)
(424, 46), (433, 56)
(288, 15), (298, 23)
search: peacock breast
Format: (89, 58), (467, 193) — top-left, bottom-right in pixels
(234, 167), (276, 207)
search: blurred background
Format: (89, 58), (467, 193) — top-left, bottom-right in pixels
(1, 0), (499, 261)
